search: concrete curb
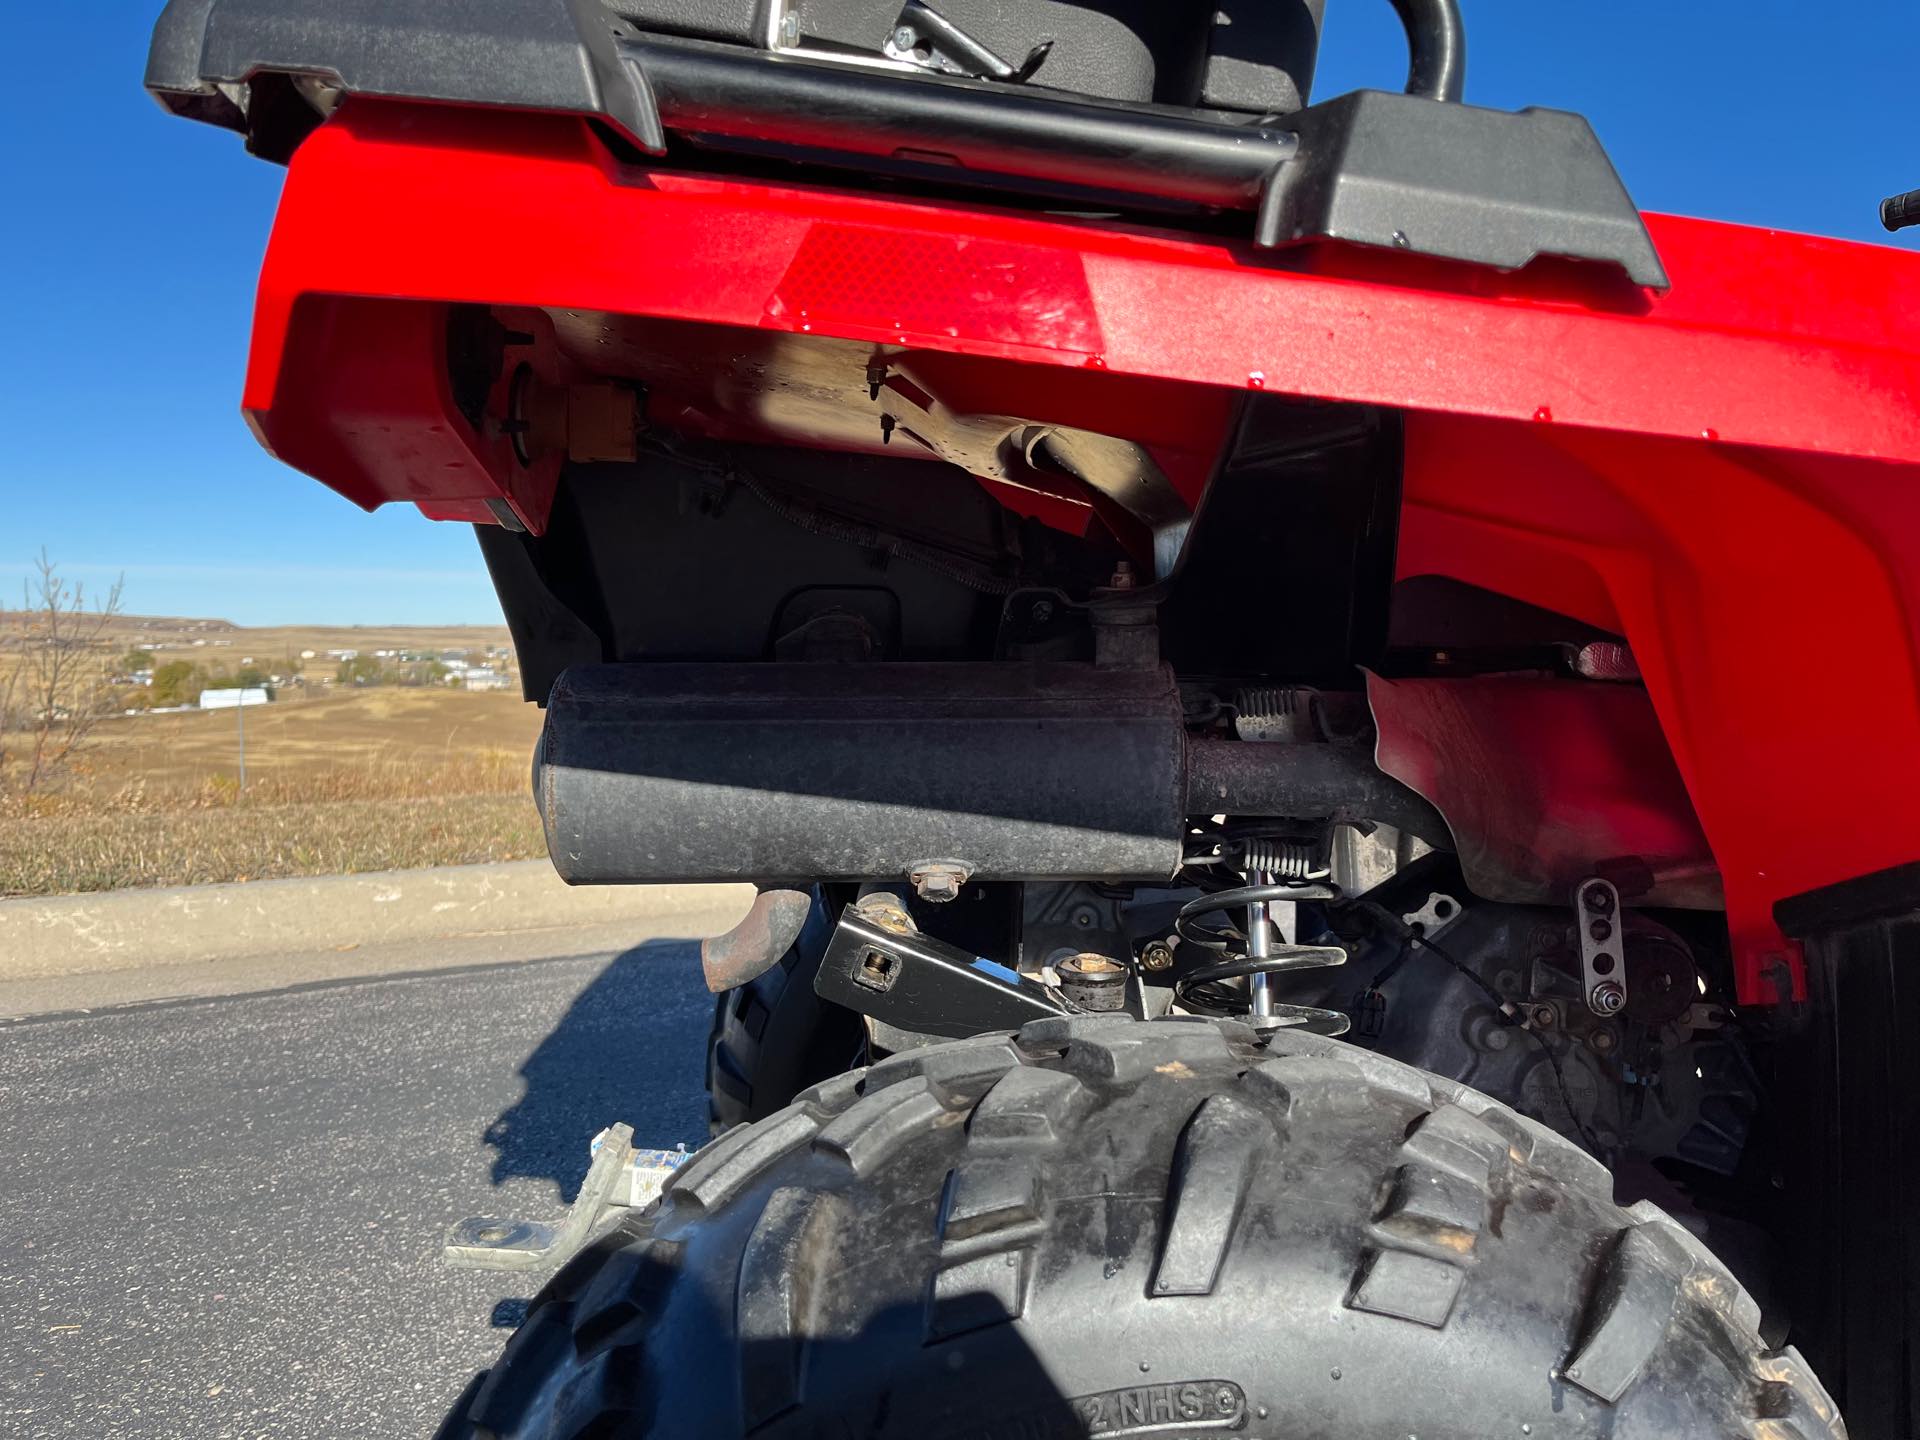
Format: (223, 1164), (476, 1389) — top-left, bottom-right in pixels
(0, 863), (753, 981)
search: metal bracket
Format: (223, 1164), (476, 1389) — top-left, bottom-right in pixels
(443, 1125), (692, 1272)
(1575, 876), (1628, 1018)
(1401, 890), (1465, 941)
(815, 900), (1067, 1038)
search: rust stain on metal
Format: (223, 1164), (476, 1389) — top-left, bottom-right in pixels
(700, 887), (813, 993)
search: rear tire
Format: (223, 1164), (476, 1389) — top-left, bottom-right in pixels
(703, 890), (864, 1135)
(447, 1016), (1844, 1440)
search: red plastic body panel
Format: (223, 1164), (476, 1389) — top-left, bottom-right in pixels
(243, 100), (1920, 1003)
(1368, 674), (1720, 913)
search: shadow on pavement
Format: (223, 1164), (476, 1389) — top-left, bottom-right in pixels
(483, 938), (716, 1202)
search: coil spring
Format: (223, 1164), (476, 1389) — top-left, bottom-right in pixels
(1171, 878), (1351, 1035)
(1237, 685), (1312, 716)
(1233, 837), (1320, 882)
(1235, 686), (1317, 742)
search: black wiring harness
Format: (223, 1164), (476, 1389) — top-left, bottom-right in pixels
(1357, 903), (1605, 1155)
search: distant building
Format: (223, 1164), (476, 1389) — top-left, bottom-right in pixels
(459, 668), (510, 691)
(199, 687), (272, 710)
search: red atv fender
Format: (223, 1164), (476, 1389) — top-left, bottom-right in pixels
(239, 99), (1920, 1004)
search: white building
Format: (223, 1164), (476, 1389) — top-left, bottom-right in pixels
(199, 687), (272, 710)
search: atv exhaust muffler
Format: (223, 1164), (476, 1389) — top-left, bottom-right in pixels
(536, 662), (1447, 886)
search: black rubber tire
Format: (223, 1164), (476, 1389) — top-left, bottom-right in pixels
(704, 892), (864, 1136)
(443, 1016), (1844, 1440)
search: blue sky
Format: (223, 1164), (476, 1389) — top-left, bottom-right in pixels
(2, 1), (1916, 624)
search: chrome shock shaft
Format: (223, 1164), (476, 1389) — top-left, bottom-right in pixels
(1246, 869), (1274, 1019)
(1173, 875), (1352, 1034)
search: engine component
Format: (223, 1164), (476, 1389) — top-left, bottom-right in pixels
(1297, 881), (1746, 1176)
(1624, 930), (1699, 1026)
(537, 661), (1452, 886)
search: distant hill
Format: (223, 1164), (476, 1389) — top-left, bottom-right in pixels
(94, 615), (514, 664)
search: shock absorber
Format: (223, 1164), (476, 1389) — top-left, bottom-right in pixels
(1232, 838), (1317, 1021)
(1171, 845), (1351, 1033)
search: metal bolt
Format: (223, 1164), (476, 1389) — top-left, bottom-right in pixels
(1589, 981), (1626, 1016)
(1108, 560), (1136, 590)
(853, 892), (917, 934)
(1588, 1027), (1618, 1055)
(891, 25), (916, 49)
(1140, 940), (1175, 972)
(780, 11), (800, 44)
(1529, 1003), (1557, 1030)
(908, 862), (969, 904)
(1031, 599), (1054, 624)
(1581, 881), (1616, 916)
(914, 872), (959, 903)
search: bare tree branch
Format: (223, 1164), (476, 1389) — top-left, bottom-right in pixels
(2, 551), (125, 795)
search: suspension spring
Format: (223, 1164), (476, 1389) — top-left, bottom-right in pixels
(1234, 837), (1320, 882)
(1234, 686), (1317, 743)
(1171, 877), (1351, 1034)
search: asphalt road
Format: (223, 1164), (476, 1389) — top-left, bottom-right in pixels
(0, 936), (718, 1439)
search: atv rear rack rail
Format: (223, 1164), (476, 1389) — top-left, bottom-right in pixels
(147, 0), (1664, 285)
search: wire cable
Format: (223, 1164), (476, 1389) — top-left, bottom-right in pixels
(1355, 900), (1603, 1155)
(1406, 928), (1604, 1155)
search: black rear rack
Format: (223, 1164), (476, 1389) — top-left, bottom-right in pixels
(147, 0), (1666, 288)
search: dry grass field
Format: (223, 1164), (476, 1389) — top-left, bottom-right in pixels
(82, 685), (541, 788)
(0, 685), (549, 896)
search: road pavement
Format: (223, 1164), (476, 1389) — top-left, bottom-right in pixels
(0, 931), (719, 1438)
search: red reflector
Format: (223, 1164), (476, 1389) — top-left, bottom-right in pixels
(767, 223), (1102, 354)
